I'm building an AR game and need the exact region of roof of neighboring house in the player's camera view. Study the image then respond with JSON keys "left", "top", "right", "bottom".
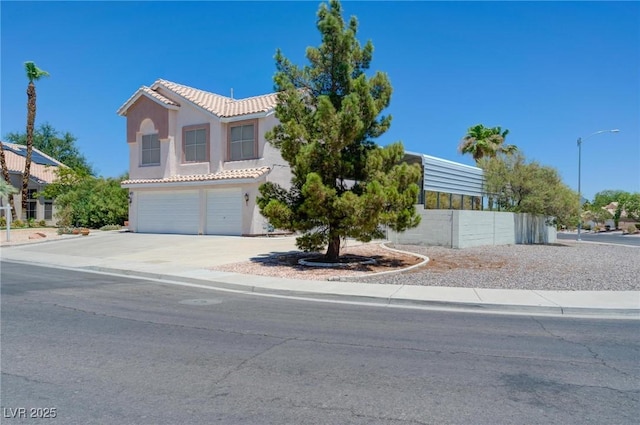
{"left": 1, "top": 141, "right": 64, "bottom": 184}
{"left": 121, "top": 166, "right": 271, "bottom": 186}
{"left": 117, "top": 79, "right": 279, "bottom": 119}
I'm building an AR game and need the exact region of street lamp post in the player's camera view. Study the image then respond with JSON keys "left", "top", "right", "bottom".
{"left": 577, "top": 129, "right": 620, "bottom": 241}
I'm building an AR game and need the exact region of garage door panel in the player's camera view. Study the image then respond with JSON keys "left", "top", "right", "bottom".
{"left": 137, "top": 191, "right": 199, "bottom": 234}
{"left": 206, "top": 188, "right": 242, "bottom": 235}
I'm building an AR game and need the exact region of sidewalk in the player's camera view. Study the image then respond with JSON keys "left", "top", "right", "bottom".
{"left": 1, "top": 231, "right": 638, "bottom": 319}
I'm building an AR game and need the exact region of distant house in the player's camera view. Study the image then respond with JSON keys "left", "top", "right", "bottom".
{"left": 117, "top": 79, "right": 291, "bottom": 236}
{"left": 0, "top": 141, "right": 64, "bottom": 224}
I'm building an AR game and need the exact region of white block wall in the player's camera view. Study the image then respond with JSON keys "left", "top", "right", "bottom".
{"left": 388, "top": 208, "right": 556, "bottom": 248}
{"left": 453, "top": 210, "right": 515, "bottom": 248}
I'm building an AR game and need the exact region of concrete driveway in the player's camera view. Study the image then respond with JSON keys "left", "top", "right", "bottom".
{"left": 4, "top": 231, "right": 301, "bottom": 269}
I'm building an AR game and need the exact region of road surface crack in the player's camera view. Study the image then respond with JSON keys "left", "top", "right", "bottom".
{"left": 211, "top": 337, "right": 293, "bottom": 385}
{"left": 531, "top": 317, "right": 633, "bottom": 378}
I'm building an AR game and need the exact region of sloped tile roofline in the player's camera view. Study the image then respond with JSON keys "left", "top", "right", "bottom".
{"left": 121, "top": 166, "right": 271, "bottom": 186}
{"left": 153, "top": 79, "right": 279, "bottom": 118}
{"left": 117, "top": 78, "right": 279, "bottom": 119}
{"left": 117, "top": 85, "right": 180, "bottom": 116}
{"left": 1, "top": 141, "right": 65, "bottom": 184}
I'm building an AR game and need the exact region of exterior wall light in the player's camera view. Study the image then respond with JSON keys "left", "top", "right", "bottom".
{"left": 244, "top": 193, "right": 249, "bottom": 205}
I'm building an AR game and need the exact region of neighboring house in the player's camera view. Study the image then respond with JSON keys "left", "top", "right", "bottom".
{"left": 0, "top": 141, "right": 62, "bottom": 224}
{"left": 117, "top": 79, "right": 291, "bottom": 236}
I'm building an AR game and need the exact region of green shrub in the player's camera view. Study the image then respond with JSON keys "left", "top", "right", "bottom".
{"left": 57, "top": 226, "right": 76, "bottom": 235}
{"left": 636, "top": 223, "right": 640, "bottom": 230}
{"left": 0, "top": 216, "right": 5, "bottom": 227}
{"left": 627, "top": 224, "right": 638, "bottom": 234}
{"left": 13, "top": 219, "right": 25, "bottom": 228}
{"left": 99, "top": 224, "right": 122, "bottom": 231}
{"left": 38, "top": 220, "right": 46, "bottom": 227}
{"left": 27, "top": 218, "right": 36, "bottom": 228}
{"left": 41, "top": 170, "right": 128, "bottom": 229}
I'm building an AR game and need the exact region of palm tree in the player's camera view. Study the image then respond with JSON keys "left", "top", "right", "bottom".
{"left": 0, "top": 142, "right": 17, "bottom": 220}
{"left": 459, "top": 124, "right": 517, "bottom": 163}
{"left": 21, "top": 61, "right": 49, "bottom": 220}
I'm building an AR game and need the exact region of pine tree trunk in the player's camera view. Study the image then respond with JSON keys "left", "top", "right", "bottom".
{"left": 325, "top": 234, "right": 341, "bottom": 262}
{"left": 0, "top": 142, "right": 18, "bottom": 220}
{"left": 22, "top": 82, "right": 36, "bottom": 220}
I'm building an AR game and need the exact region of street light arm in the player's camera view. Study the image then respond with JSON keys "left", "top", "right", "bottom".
{"left": 581, "top": 129, "right": 620, "bottom": 142}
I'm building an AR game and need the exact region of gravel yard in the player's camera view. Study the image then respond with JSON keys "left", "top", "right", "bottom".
{"left": 358, "top": 243, "right": 640, "bottom": 291}
{"left": 215, "top": 241, "right": 639, "bottom": 291}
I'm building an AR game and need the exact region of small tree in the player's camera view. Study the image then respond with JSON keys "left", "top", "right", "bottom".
{"left": 591, "top": 190, "right": 640, "bottom": 228}
{"left": 6, "top": 123, "right": 94, "bottom": 175}
{"left": 258, "top": 0, "right": 421, "bottom": 261}
{"left": 480, "top": 153, "right": 579, "bottom": 227}
{"left": 40, "top": 168, "right": 128, "bottom": 228}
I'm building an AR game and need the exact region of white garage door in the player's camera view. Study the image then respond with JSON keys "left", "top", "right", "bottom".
{"left": 137, "top": 190, "right": 199, "bottom": 234}
{"left": 206, "top": 188, "right": 242, "bottom": 235}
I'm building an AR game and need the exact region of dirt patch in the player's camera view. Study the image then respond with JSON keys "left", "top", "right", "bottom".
{"left": 413, "top": 252, "right": 507, "bottom": 273}
{"left": 0, "top": 228, "right": 64, "bottom": 245}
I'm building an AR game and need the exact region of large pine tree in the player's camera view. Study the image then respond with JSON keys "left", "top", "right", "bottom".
{"left": 258, "top": 0, "right": 421, "bottom": 261}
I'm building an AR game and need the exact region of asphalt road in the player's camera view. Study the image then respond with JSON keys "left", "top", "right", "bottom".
{"left": 1, "top": 262, "right": 638, "bottom": 425}
{"left": 557, "top": 231, "right": 640, "bottom": 246}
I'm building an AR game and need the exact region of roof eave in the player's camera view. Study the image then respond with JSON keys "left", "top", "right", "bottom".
{"left": 219, "top": 109, "right": 274, "bottom": 123}
{"left": 121, "top": 176, "right": 265, "bottom": 189}
{"left": 117, "top": 89, "right": 180, "bottom": 116}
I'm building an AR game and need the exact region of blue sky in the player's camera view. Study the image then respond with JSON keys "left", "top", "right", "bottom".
{"left": 1, "top": 0, "right": 638, "bottom": 201}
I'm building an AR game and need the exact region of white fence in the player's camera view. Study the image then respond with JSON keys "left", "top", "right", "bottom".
{"left": 388, "top": 208, "right": 556, "bottom": 248}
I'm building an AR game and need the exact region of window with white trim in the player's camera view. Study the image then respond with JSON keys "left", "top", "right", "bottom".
{"left": 141, "top": 133, "right": 160, "bottom": 165}
{"left": 229, "top": 122, "right": 256, "bottom": 161}
{"left": 184, "top": 128, "right": 207, "bottom": 162}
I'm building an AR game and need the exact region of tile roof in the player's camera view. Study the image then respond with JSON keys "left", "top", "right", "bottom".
{"left": 121, "top": 166, "right": 271, "bottom": 186}
{"left": 141, "top": 86, "right": 180, "bottom": 106}
{"left": 153, "top": 79, "right": 279, "bottom": 118}
{"left": 117, "top": 79, "right": 279, "bottom": 118}
{"left": 1, "top": 142, "right": 63, "bottom": 184}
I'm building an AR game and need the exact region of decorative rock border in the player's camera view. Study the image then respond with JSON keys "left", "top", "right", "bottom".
{"left": 298, "top": 256, "right": 377, "bottom": 268}
{"left": 327, "top": 243, "right": 430, "bottom": 280}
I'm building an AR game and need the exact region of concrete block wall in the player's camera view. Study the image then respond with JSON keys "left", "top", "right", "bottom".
{"left": 454, "top": 211, "right": 515, "bottom": 248}
{"left": 389, "top": 207, "right": 555, "bottom": 248}
{"left": 388, "top": 210, "right": 452, "bottom": 246}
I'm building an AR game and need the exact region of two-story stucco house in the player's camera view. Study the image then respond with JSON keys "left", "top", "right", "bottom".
{"left": 118, "top": 79, "right": 291, "bottom": 236}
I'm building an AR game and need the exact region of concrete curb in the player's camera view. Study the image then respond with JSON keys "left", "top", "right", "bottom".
{"left": 4, "top": 259, "right": 631, "bottom": 319}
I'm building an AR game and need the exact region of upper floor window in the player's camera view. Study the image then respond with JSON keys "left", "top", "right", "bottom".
{"left": 183, "top": 126, "right": 208, "bottom": 163}
{"left": 141, "top": 133, "right": 160, "bottom": 165}
{"left": 229, "top": 121, "right": 257, "bottom": 161}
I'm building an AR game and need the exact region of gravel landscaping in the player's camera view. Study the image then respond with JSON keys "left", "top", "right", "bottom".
{"left": 214, "top": 240, "right": 639, "bottom": 291}
{"left": 356, "top": 242, "right": 640, "bottom": 291}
